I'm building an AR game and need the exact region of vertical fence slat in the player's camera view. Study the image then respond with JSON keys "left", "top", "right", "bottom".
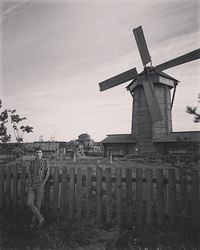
{"left": 69, "top": 167, "right": 75, "bottom": 220}
{"left": 96, "top": 166, "right": 102, "bottom": 223}
{"left": 0, "top": 165, "right": 4, "bottom": 210}
{"left": 44, "top": 168, "right": 51, "bottom": 216}
{"left": 168, "top": 169, "right": 176, "bottom": 224}
{"left": 59, "top": 167, "right": 68, "bottom": 218}
{"left": 19, "top": 164, "right": 26, "bottom": 211}
{"left": 106, "top": 168, "right": 112, "bottom": 224}
{"left": 146, "top": 169, "right": 153, "bottom": 226}
{"left": 12, "top": 164, "right": 18, "bottom": 210}
{"left": 53, "top": 166, "right": 60, "bottom": 218}
{"left": 126, "top": 168, "right": 132, "bottom": 226}
{"left": 116, "top": 168, "right": 122, "bottom": 224}
{"left": 76, "top": 166, "right": 82, "bottom": 221}
{"left": 191, "top": 169, "right": 199, "bottom": 225}
{"left": 136, "top": 168, "right": 143, "bottom": 226}
{"left": 86, "top": 167, "right": 92, "bottom": 218}
{"left": 6, "top": 165, "right": 11, "bottom": 210}
{"left": 156, "top": 169, "right": 164, "bottom": 225}
{"left": 180, "top": 168, "right": 187, "bottom": 217}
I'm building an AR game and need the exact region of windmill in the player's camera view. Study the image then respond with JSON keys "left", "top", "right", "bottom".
{"left": 98, "top": 26, "right": 200, "bottom": 153}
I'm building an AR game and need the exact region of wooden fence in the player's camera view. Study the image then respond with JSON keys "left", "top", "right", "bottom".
{"left": 0, "top": 161, "right": 199, "bottom": 226}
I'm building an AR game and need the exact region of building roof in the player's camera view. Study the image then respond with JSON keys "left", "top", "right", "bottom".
{"left": 154, "top": 69, "right": 179, "bottom": 82}
{"left": 101, "top": 134, "right": 136, "bottom": 144}
{"left": 126, "top": 68, "right": 179, "bottom": 91}
{"left": 153, "top": 131, "right": 200, "bottom": 143}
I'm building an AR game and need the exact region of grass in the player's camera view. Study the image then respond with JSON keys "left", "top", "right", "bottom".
{"left": 0, "top": 211, "right": 199, "bottom": 250}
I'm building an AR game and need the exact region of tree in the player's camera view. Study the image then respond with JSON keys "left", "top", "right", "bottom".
{"left": 0, "top": 99, "right": 33, "bottom": 143}
{"left": 186, "top": 94, "right": 200, "bottom": 123}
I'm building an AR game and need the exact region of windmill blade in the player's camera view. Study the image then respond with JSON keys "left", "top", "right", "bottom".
{"left": 133, "top": 26, "right": 151, "bottom": 66}
{"left": 156, "top": 48, "right": 200, "bottom": 71}
{"left": 99, "top": 68, "right": 137, "bottom": 91}
{"left": 142, "top": 78, "right": 163, "bottom": 123}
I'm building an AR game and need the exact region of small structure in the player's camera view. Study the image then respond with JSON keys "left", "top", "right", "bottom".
{"left": 154, "top": 131, "right": 200, "bottom": 161}
{"left": 101, "top": 134, "right": 136, "bottom": 158}
{"left": 77, "top": 133, "right": 102, "bottom": 156}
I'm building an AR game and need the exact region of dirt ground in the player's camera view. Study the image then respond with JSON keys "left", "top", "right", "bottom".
{"left": 0, "top": 212, "right": 200, "bottom": 250}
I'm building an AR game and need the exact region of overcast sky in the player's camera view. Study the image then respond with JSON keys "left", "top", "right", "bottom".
{"left": 1, "top": 0, "right": 199, "bottom": 142}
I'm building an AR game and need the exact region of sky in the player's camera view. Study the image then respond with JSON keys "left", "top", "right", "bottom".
{"left": 0, "top": 0, "right": 199, "bottom": 142}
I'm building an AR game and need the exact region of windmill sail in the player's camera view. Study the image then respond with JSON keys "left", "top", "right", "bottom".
{"left": 99, "top": 68, "right": 137, "bottom": 91}
{"left": 142, "top": 79, "right": 162, "bottom": 122}
{"left": 156, "top": 48, "right": 200, "bottom": 71}
{"left": 133, "top": 26, "right": 151, "bottom": 66}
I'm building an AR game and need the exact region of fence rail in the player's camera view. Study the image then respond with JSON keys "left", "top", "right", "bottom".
{"left": 0, "top": 161, "right": 199, "bottom": 226}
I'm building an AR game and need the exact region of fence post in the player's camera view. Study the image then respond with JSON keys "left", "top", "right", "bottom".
{"left": 168, "top": 169, "right": 176, "bottom": 224}
{"left": 146, "top": 168, "right": 153, "bottom": 226}
{"left": 86, "top": 167, "right": 92, "bottom": 218}
{"left": 69, "top": 167, "right": 75, "bottom": 220}
{"left": 59, "top": 167, "right": 68, "bottom": 219}
{"left": 136, "top": 168, "right": 143, "bottom": 226}
{"left": 44, "top": 167, "right": 51, "bottom": 217}
{"left": 191, "top": 169, "right": 199, "bottom": 226}
{"left": 76, "top": 166, "right": 82, "bottom": 221}
{"left": 12, "top": 164, "right": 18, "bottom": 211}
{"left": 19, "top": 164, "right": 26, "bottom": 211}
{"left": 0, "top": 165, "right": 4, "bottom": 210}
{"left": 106, "top": 167, "right": 112, "bottom": 224}
{"left": 126, "top": 167, "right": 132, "bottom": 226}
{"left": 5, "top": 165, "right": 11, "bottom": 211}
{"left": 156, "top": 169, "right": 164, "bottom": 226}
{"left": 53, "top": 166, "right": 60, "bottom": 219}
{"left": 96, "top": 166, "right": 102, "bottom": 223}
{"left": 116, "top": 168, "right": 122, "bottom": 225}
{"left": 180, "top": 168, "right": 187, "bottom": 218}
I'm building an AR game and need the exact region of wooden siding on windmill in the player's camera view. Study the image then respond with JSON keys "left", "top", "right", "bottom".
{"left": 131, "top": 80, "right": 174, "bottom": 143}
{"left": 153, "top": 84, "right": 172, "bottom": 139}
{"left": 131, "top": 85, "right": 153, "bottom": 142}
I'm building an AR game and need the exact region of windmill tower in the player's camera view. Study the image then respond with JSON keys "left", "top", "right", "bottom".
{"left": 99, "top": 26, "right": 200, "bottom": 155}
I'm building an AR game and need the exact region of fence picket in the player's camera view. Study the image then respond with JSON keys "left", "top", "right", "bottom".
{"left": 168, "top": 169, "right": 176, "bottom": 224}
{"left": 59, "top": 167, "right": 68, "bottom": 218}
{"left": 44, "top": 170, "right": 51, "bottom": 216}
{"left": 19, "top": 165, "right": 26, "bottom": 210}
{"left": 96, "top": 167, "right": 102, "bottom": 223}
{"left": 5, "top": 165, "right": 11, "bottom": 210}
{"left": 86, "top": 167, "right": 92, "bottom": 218}
{"left": 191, "top": 169, "right": 199, "bottom": 225}
{"left": 156, "top": 169, "right": 164, "bottom": 225}
{"left": 126, "top": 168, "right": 132, "bottom": 226}
{"left": 12, "top": 164, "right": 18, "bottom": 210}
{"left": 106, "top": 167, "right": 112, "bottom": 223}
{"left": 146, "top": 169, "right": 153, "bottom": 225}
{"left": 76, "top": 166, "right": 82, "bottom": 221}
{"left": 116, "top": 168, "right": 122, "bottom": 224}
{"left": 0, "top": 165, "right": 4, "bottom": 210}
{"left": 69, "top": 167, "right": 75, "bottom": 220}
{"left": 53, "top": 166, "right": 60, "bottom": 218}
{"left": 180, "top": 168, "right": 187, "bottom": 217}
{"left": 136, "top": 168, "right": 143, "bottom": 226}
